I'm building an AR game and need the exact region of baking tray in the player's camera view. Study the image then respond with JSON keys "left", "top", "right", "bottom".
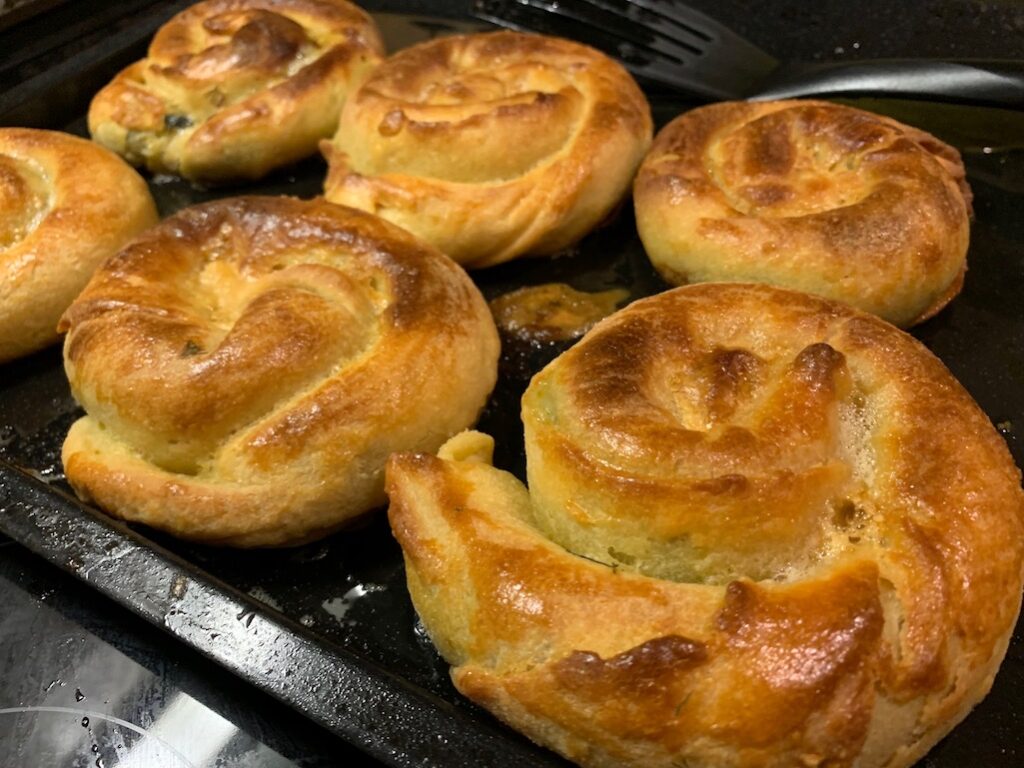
{"left": 1, "top": 6, "right": 1023, "bottom": 767}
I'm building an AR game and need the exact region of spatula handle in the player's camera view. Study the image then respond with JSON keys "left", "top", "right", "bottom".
{"left": 754, "top": 60, "right": 1024, "bottom": 108}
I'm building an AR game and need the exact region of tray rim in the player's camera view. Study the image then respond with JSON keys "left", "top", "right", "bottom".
{"left": 0, "top": 452, "right": 556, "bottom": 767}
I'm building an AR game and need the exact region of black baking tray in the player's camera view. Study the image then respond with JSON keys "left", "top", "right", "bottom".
{"left": 1, "top": 5, "right": 1023, "bottom": 767}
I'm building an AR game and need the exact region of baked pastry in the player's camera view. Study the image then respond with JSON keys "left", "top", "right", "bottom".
{"left": 321, "top": 30, "right": 653, "bottom": 268}
{"left": 387, "top": 283, "right": 1024, "bottom": 768}
{"left": 0, "top": 128, "right": 157, "bottom": 364}
{"left": 634, "top": 100, "right": 972, "bottom": 327}
{"left": 88, "top": 0, "right": 383, "bottom": 182}
{"left": 60, "top": 196, "right": 499, "bottom": 547}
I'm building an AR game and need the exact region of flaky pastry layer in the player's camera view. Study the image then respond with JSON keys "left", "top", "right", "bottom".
{"left": 634, "top": 101, "right": 972, "bottom": 327}
{"left": 61, "top": 196, "right": 499, "bottom": 546}
{"left": 387, "top": 283, "right": 1024, "bottom": 768}
{"left": 0, "top": 128, "right": 157, "bottom": 363}
{"left": 322, "top": 30, "right": 652, "bottom": 267}
{"left": 88, "top": 0, "right": 383, "bottom": 181}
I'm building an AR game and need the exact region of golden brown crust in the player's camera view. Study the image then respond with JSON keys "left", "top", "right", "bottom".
{"left": 88, "top": 0, "right": 383, "bottom": 181}
{"left": 322, "top": 30, "right": 653, "bottom": 267}
{"left": 385, "top": 284, "right": 1024, "bottom": 768}
{"left": 60, "top": 196, "right": 499, "bottom": 546}
{"left": 634, "top": 101, "right": 972, "bottom": 327}
{"left": 0, "top": 128, "right": 158, "bottom": 363}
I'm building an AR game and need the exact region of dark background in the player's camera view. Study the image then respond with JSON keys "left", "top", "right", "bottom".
{"left": 5, "top": 0, "right": 1024, "bottom": 91}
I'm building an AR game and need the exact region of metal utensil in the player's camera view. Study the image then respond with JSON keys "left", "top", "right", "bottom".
{"left": 472, "top": 0, "right": 1024, "bottom": 107}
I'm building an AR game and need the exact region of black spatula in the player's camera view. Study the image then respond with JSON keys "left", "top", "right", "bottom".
{"left": 472, "top": 0, "right": 1024, "bottom": 107}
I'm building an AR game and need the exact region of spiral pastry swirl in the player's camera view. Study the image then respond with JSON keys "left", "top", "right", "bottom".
{"left": 387, "top": 284, "right": 1024, "bottom": 768}
{"left": 634, "top": 101, "right": 972, "bottom": 327}
{"left": 0, "top": 128, "right": 157, "bottom": 363}
{"left": 321, "top": 31, "right": 653, "bottom": 267}
{"left": 88, "top": 0, "right": 383, "bottom": 182}
{"left": 60, "top": 196, "right": 499, "bottom": 547}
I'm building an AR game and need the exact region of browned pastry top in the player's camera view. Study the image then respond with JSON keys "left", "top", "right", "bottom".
{"left": 387, "top": 283, "right": 1024, "bottom": 768}
{"left": 0, "top": 128, "right": 157, "bottom": 363}
{"left": 88, "top": 0, "right": 383, "bottom": 181}
{"left": 634, "top": 101, "right": 972, "bottom": 327}
{"left": 323, "top": 30, "right": 652, "bottom": 267}
{"left": 61, "top": 196, "right": 499, "bottom": 547}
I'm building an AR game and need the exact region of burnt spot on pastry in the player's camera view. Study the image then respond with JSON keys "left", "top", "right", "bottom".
{"left": 164, "top": 113, "right": 194, "bottom": 130}
{"left": 702, "top": 347, "right": 763, "bottom": 423}
{"left": 555, "top": 635, "right": 708, "bottom": 697}
{"left": 180, "top": 339, "right": 203, "bottom": 357}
